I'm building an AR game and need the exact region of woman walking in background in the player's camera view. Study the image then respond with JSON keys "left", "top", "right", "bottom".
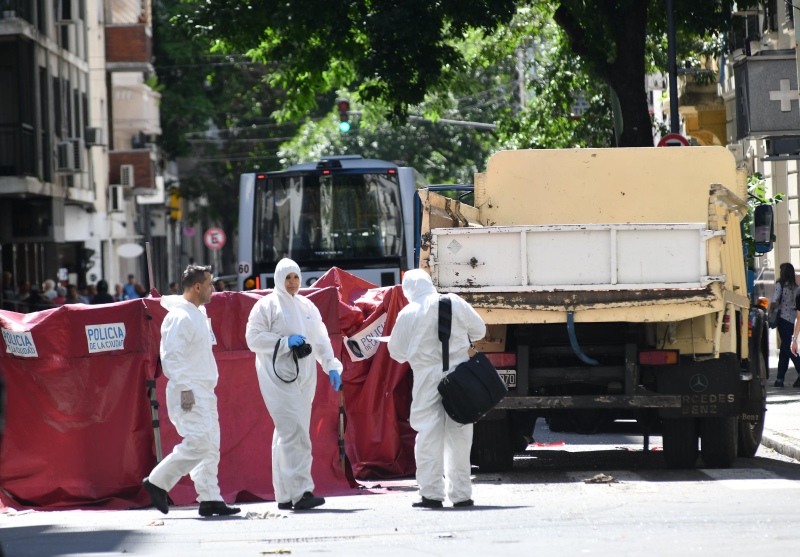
{"left": 772, "top": 263, "right": 800, "bottom": 387}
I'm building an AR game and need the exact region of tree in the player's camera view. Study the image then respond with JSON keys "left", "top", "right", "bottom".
{"left": 155, "top": 0, "right": 314, "bottom": 272}
{"left": 183, "top": 0, "right": 748, "bottom": 147}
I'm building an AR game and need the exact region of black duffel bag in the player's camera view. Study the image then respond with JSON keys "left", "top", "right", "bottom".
{"left": 437, "top": 296, "right": 507, "bottom": 424}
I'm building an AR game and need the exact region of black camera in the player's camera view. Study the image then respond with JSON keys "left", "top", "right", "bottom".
{"left": 291, "top": 342, "right": 313, "bottom": 359}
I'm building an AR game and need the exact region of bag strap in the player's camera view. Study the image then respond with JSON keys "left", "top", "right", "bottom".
{"left": 272, "top": 339, "right": 300, "bottom": 383}
{"left": 438, "top": 296, "right": 452, "bottom": 372}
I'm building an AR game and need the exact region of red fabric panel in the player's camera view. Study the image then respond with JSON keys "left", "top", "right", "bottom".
{"left": 0, "top": 301, "right": 159, "bottom": 509}
{"left": 0, "top": 272, "right": 418, "bottom": 509}
{"left": 339, "top": 285, "right": 417, "bottom": 479}
{"left": 153, "top": 288, "right": 353, "bottom": 505}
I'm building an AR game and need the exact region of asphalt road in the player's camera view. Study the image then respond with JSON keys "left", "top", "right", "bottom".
{"left": 2, "top": 419, "right": 798, "bottom": 557}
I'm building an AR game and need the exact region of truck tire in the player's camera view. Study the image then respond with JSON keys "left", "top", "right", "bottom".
{"left": 662, "top": 417, "right": 698, "bottom": 469}
{"left": 738, "top": 353, "right": 766, "bottom": 457}
{"left": 546, "top": 412, "right": 572, "bottom": 433}
{"left": 471, "top": 417, "right": 514, "bottom": 472}
{"left": 700, "top": 416, "right": 738, "bottom": 468}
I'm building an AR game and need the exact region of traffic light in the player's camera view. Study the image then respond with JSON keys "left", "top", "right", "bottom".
{"left": 337, "top": 99, "right": 350, "bottom": 133}
{"left": 168, "top": 188, "right": 182, "bottom": 221}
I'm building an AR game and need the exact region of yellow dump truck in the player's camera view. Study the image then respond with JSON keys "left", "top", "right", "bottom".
{"left": 417, "top": 147, "right": 770, "bottom": 470}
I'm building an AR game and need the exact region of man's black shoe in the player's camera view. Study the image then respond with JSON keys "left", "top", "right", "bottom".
{"left": 412, "top": 496, "right": 443, "bottom": 509}
{"left": 453, "top": 499, "right": 474, "bottom": 508}
{"left": 277, "top": 501, "right": 293, "bottom": 510}
{"left": 143, "top": 478, "right": 169, "bottom": 514}
{"left": 198, "top": 501, "right": 241, "bottom": 517}
{"left": 293, "top": 492, "right": 325, "bottom": 510}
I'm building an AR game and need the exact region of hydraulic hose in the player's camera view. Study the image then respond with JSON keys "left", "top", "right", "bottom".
{"left": 567, "top": 311, "right": 599, "bottom": 366}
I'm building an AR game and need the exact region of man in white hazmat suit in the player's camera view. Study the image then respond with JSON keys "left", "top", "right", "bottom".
{"left": 143, "top": 265, "right": 240, "bottom": 517}
{"left": 245, "top": 258, "right": 343, "bottom": 511}
{"left": 388, "top": 269, "right": 486, "bottom": 508}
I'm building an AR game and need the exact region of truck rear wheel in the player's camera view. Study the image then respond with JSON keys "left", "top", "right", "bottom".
{"left": 700, "top": 416, "right": 738, "bottom": 468}
{"left": 471, "top": 417, "right": 514, "bottom": 472}
{"left": 738, "top": 354, "right": 767, "bottom": 457}
{"left": 662, "top": 417, "right": 699, "bottom": 469}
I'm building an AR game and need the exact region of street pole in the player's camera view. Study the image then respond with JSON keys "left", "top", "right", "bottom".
{"left": 667, "top": 0, "right": 680, "bottom": 134}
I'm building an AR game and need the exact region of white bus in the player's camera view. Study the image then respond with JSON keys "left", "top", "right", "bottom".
{"left": 238, "top": 156, "right": 425, "bottom": 290}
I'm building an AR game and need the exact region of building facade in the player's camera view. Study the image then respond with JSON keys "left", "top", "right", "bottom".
{"left": 0, "top": 0, "right": 166, "bottom": 310}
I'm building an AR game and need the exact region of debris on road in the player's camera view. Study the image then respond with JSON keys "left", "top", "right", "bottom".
{"left": 246, "top": 510, "right": 288, "bottom": 520}
{"left": 582, "top": 473, "right": 618, "bottom": 484}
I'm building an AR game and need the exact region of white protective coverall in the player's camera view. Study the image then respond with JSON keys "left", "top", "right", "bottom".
{"left": 149, "top": 295, "right": 221, "bottom": 502}
{"left": 388, "top": 269, "right": 486, "bottom": 504}
{"left": 245, "top": 259, "right": 343, "bottom": 505}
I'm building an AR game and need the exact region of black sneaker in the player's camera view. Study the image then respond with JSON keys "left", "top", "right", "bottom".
{"left": 774, "top": 380, "right": 785, "bottom": 388}
{"left": 198, "top": 501, "right": 241, "bottom": 517}
{"left": 412, "top": 496, "right": 443, "bottom": 509}
{"left": 143, "top": 478, "right": 169, "bottom": 514}
{"left": 277, "top": 501, "right": 293, "bottom": 510}
{"left": 293, "top": 492, "right": 325, "bottom": 510}
{"left": 452, "top": 499, "right": 474, "bottom": 508}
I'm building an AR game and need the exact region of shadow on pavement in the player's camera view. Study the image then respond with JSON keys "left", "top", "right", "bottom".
{"left": 1, "top": 525, "right": 145, "bottom": 557}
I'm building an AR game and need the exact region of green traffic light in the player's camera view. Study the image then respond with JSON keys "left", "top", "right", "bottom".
{"left": 339, "top": 121, "right": 351, "bottom": 133}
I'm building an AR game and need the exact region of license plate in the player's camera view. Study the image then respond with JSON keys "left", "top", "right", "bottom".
{"left": 497, "top": 369, "right": 516, "bottom": 388}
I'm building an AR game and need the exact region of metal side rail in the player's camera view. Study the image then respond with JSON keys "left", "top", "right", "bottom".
{"left": 495, "top": 388, "right": 681, "bottom": 410}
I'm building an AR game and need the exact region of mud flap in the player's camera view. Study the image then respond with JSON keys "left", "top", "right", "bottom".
{"left": 656, "top": 353, "right": 740, "bottom": 419}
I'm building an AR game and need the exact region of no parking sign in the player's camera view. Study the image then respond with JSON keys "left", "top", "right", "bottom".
{"left": 203, "top": 228, "right": 226, "bottom": 250}
{"left": 657, "top": 133, "right": 690, "bottom": 147}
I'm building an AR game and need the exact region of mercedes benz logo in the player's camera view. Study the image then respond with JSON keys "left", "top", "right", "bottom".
{"left": 689, "top": 374, "right": 709, "bottom": 393}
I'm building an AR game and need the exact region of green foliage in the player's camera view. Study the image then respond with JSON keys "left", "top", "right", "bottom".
{"left": 181, "top": 0, "right": 518, "bottom": 121}
{"left": 154, "top": 0, "right": 312, "bottom": 273}
{"left": 495, "top": 26, "right": 614, "bottom": 149}
{"left": 279, "top": 108, "right": 496, "bottom": 185}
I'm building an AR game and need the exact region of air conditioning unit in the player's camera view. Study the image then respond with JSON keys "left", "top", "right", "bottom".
{"left": 56, "top": 140, "right": 75, "bottom": 172}
{"left": 109, "top": 185, "right": 126, "bottom": 213}
{"left": 120, "top": 164, "right": 135, "bottom": 189}
{"left": 85, "top": 127, "right": 104, "bottom": 146}
{"left": 56, "top": 0, "right": 79, "bottom": 25}
{"left": 68, "top": 138, "right": 83, "bottom": 171}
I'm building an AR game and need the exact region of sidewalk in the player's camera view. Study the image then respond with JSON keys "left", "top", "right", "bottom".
{"left": 761, "top": 350, "right": 800, "bottom": 461}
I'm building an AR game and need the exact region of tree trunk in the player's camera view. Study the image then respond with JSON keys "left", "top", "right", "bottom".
{"left": 555, "top": 0, "right": 654, "bottom": 147}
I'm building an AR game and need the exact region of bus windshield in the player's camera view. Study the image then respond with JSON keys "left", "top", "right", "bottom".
{"left": 252, "top": 172, "right": 404, "bottom": 265}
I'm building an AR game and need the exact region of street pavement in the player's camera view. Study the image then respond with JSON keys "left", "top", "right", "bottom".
{"left": 762, "top": 348, "right": 800, "bottom": 461}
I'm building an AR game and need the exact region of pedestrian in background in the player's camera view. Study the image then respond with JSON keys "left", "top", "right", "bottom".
{"left": 245, "top": 258, "right": 342, "bottom": 511}
{"left": 388, "top": 269, "right": 486, "bottom": 508}
{"left": 64, "top": 284, "right": 82, "bottom": 304}
{"left": 90, "top": 280, "right": 115, "bottom": 305}
{"left": 143, "top": 265, "right": 240, "bottom": 517}
{"left": 169, "top": 281, "right": 179, "bottom": 295}
{"left": 52, "top": 285, "right": 67, "bottom": 305}
{"left": 2, "top": 272, "right": 17, "bottom": 311}
{"left": 134, "top": 283, "right": 147, "bottom": 298}
{"left": 214, "top": 278, "right": 226, "bottom": 292}
{"left": 42, "top": 279, "right": 57, "bottom": 301}
{"left": 79, "top": 286, "right": 92, "bottom": 304}
{"left": 114, "top": 283, "right": 124, "bottom": 301}
{"left": 773, "top": 263, "right": 800, "bottom": 388}
{"left": 122, "top": 274, "right": 137, "bottom": 300}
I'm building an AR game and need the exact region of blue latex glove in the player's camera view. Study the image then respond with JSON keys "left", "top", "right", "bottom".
{"left": 329, "top": 370, "right": 342, "bottom": 391}
{"left": 287, "top": 334, "right": 306, "bottom": 347}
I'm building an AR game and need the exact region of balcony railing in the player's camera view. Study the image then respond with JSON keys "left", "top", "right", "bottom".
{"left": 1, "top": 0, "right": 33, "bottom": 25}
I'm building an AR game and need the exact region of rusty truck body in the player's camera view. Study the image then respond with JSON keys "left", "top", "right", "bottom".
{"left": 417, "top": 147, "right": 768, "bottom": 470}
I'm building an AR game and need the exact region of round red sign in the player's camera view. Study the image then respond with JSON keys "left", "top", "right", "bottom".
{"left": 203, "top": 228, "right": 226, "bottom": 250}
{"left": 657, "top": 133, "right": 690, "bottom": 147}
